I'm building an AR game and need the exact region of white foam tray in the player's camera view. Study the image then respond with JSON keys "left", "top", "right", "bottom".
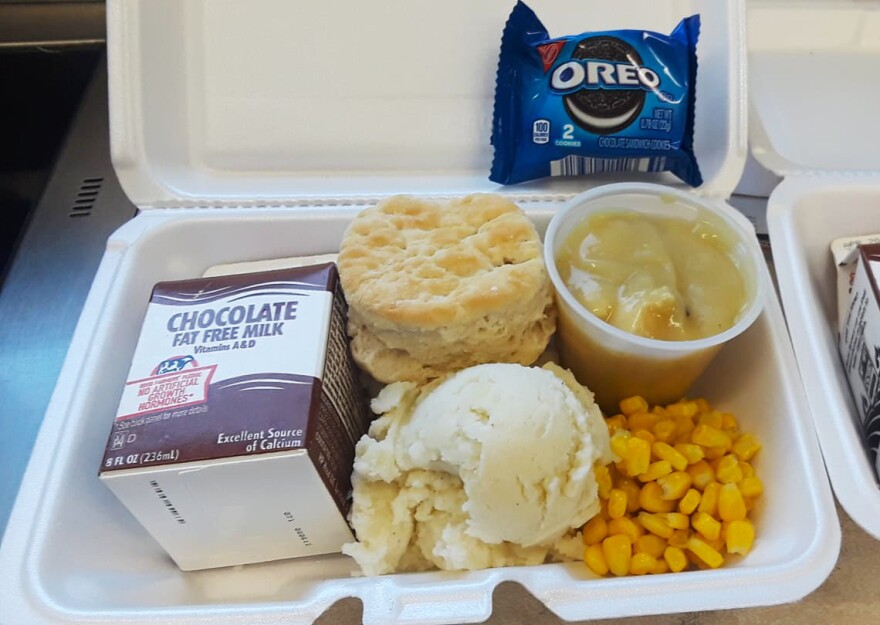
{"left": 0, "top": 0, "right": 845, "bottom": 622}
{"left": 750, "top": 1, "right": 880, "bottom": 541}
{"left": 0, "top": 206, "right": 839, "bottom": 624}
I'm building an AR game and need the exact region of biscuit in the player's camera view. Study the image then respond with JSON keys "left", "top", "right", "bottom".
{"left": 338, "top": 194, "right": 556, "bottom": 383}
{"left": 564, "top": 36, "right": 646, "bottom": 135}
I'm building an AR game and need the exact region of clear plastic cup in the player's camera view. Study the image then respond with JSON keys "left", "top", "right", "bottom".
{"left": 544, "top": 183, "right": 768, "bottom": 414}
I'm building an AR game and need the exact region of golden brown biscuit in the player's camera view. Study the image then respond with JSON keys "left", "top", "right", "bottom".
{"left": 338, "top": 194, "right": 555, "bottom": 383}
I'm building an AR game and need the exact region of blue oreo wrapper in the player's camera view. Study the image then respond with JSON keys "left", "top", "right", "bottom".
{"left": 490, "top": 2, "right": 702, "bottom": 187}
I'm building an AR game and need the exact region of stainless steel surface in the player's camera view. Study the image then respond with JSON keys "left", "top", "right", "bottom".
{"left": 0, "top": 57, "right": 136, "bottom": 539}
{"left": 0, "top": 2, "right": 105, "bottom": 49}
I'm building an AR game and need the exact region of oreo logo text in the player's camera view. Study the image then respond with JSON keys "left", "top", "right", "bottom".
{"left": 550, "top": 60, "right": 660, "bottom": 92}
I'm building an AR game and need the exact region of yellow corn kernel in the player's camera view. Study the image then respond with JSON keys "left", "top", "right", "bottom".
{"left": 691, "top": 424, "right": 732, "bottom": 449}
{"left": 610, "top": 433, "right": 630, "bottom": 460}
{"left": 725, "top": 519, "right": 756, "bottom": 555}
{"left": 637, "top": 512, "right": 674, "bottom": 539}
{"left": 732, "top": 433, "right": 762, "bottom": 461}
{"left": 744, "top": 496, "right": 756, "bottom": 512}
{"left": 721, "top": 412, "right": 739, "bottom": 432}
{"left": 739, "top": 460, "right": 756, "bottom": 478}
{"left": 669, "top": 529, "right": 690, "bottom": 547}
{"left": 595, "top": 464, "right": 613, "bottom": 499}
{"left": 662, "top": 512, "right": 690, "bottom": 530}
{"left": 635, "top": 534, "right": 668, "bottom": 559}
{"left": 698, "top": 482, "right": 720, "bottom": 516}
{"left": 718, "top": 483, "right": 747, "bottom": 522}
{"left": 652, "top": 558, "right": 670, "bottom": 575}
{"left": 664, "top": 545, "right": 688, "bottom": 573}
{"left": 598, "top": 497, "right": 610, "bottom": 520}
{"left": 582, "top": 515, "right": 608, "bottom": 545}
{"left": 667, "top": 400, "right": 699, "bottom": 419}
{"left": 638, "top": 460, "right": 673, "bottom": 483}
{"left": 625, "top": 437, "right": 652, "bottom": 477}
{"left": 634, "top": 429, "right": 656, "bottom": 445}
{"left": 616, "top": 476, "right": 643, "bottom": 513}
{"left": 620, "top": 396, "right": 649, "bottom": 416}
{"left": 715, "top": 454, "right": 744, "bottom": 484}
{"left": 674, "top": 443, "right": 705, "bottom": 465}
{"left": 608, "top": 517, "right": 643, "bottom": 544}
{"left": 740, "top": 476, "right": 764, "bottom": 498}
{"left": 585, "top": 543, "right": 609, "bottom": 576}
{"left": 679, "top": 489, "right": 701, "bottom": 515}
{"left": 602, "top": 534, "right": 632, "bottom": 577}
{"left": 692, "top": 512, "right": 722, "bottom": 541}
{"left": 657, "top": 471, "right": 692, "bottom": 500}
{"left": 608, "top": 489, "right": 627, "bottom": 519}
{"left": 697, "top": 410, "right": 724, "bottom": 430}
{"left": 605, "top": 414, "right": 628, "bottom": 434}
{"left": 686, "top": 537, "right": 724, "bottom": 569}
{"left": 628, "top": 411, "right": 660, "bottom": 432}
{"left": 652, "top": 442, "right": 688, "bottom": 471}
{"left": 630, "top": 552, "right": 657, "bottom": 575}
{"left": 694, "top": 398, "right": 710, "bottom": 412}
{"left": 704, "top": 445, "right": 729, "bottom": 460}
{"left": 687, "top": 460, "right": 715, "bottom": 491}
{"left": 639, "top": 482, "right": 675, "bottom": 513}
{"left": 673, "top": 417, "right": 696, "bottom": 443}
{"left": 653, "top": 419, "right": 677, "bottom": 443}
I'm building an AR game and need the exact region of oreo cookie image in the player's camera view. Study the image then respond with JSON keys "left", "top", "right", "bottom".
{"left": 563, "top": 36, "right": 645, "bottom": 135}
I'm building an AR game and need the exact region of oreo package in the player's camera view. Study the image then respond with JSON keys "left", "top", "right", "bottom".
{"left": 490, "top": 2, "right": 702, "bottom": 187}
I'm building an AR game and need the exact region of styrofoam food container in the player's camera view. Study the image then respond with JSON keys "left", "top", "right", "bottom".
{"left": 750, "top": 1, "right": 880, "bottom": 541}
{"left": 544, "top": 182, "right": 767, "bottom": 411}
{"left": 0, "top": 0, "right": 841, "bottom": 623}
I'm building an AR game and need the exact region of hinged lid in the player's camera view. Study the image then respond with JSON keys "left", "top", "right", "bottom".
{"left": 749, "top": 1, "right": 880, "bottom": 178}
{"left": 107, "top": 0, "right": 746, "bottom": 209}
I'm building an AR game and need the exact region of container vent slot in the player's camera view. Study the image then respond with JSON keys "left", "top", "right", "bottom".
{"left": 69, "top": 178, "right": 103, "bottom": 217}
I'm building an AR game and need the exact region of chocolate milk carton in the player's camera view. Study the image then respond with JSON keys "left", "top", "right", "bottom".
{"left": 99, "top": 263, "right": 369, "bottom": 570}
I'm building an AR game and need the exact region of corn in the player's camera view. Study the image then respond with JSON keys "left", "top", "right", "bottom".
{"left": 608, "top": 517, "right": 643, "bottom": 544}
{"left": 692, "top": 512, "right": 721, "bottom": 541}
{"left": 582, "top": 515, "right": 608, "bottom": 545}
{"left": 610, "top": 433, "right": 630, "bottom": 460}
{"left": 585, "top": 543, "right": 609, "bottom": 576}
{"left": 704, "top": 445, "right": 729, "bottom": 460}
{"left": 663, "top": 512, "right": 690, "bottom": 530}
{"left": 637, "top": 512, "right": 674, "bottom": 539}
{"left": 718, "top": 483, "right": 747, "bottom": 522}
{"left": 635, "top": 534, "right": 667, "bottom": 559}
{"left": 692, "top": 424, "right": 732, "bottom": 449}
{"left": 634, "top": 429, "right": 656, "bottom": 445}
{"left": 595, "top": 464, "right": 612, "bottom": 499}
{"left": 739, "top": 460, "right": 756, "bottom": 478}
{"left": 638, "top": 460, "right": 673, "bottom": 483}
{"left": 698, "top": 482, "right": 720, "bottom": 516}
{"left": 657, "top": 471, "right": 692, "bottom": 500}
{"left": 652, "top": 558, "right": 670, "bottom": 575}
{"left": 732, "top": 433, "right": 762, "bottom": 461}
{"left": 630, "top": 552, "right": 657, "bottom": 575}
{"left": 679, "top": 489, "right": 701, "bottom": 515}
{"left": 605, "top": 414, "right": 628, "bottom": 434}
{"left": 602, "top": 534, "right": 632, "bottom": 577}
{"left": 715, "top": 454, "right": 744, "bottom": 484}
{"left": 667, "top": 400, "right": 699, "bottom": 419}
{"left": 674, "top": 443, "right": 705, "bottom": 465}
{"left": 616, "top": 476, "right": 643, "bottom": 513}
{"left": 674, "top": 417, "right": 696, "bottom": 443}
{"left": 652, "top": 442, "right": 688, "bottom": 471}
{"left": 608, "top": 488, "right": 627, "bottom": 519}
{"left": 625, "top": 437, "right": 652, "bottom": 477}
{"left": 629, "top": 412, "right": 660, "bottom": 432}
{"left": 687, "top": 537, "right": 724, "bottom": 569}
{"left": 687, "top": 460, "right": 715, "bottom": 491}
{"left": 740, "top": 476, "right": 764, "bottom": 498}
{"left": 697, "top": 410, "right": 724, "bottom": 430}
{"left": 694, "top": 398, "right": 710, "bottom": 412}
{"left": 721, "top": 412, "right": 739, "bottom": 433}
{"left": 620, "top": 396, "right": 649, "bottom": 416}
{"left": 669, "top": 529, "right": 690, "bottom": 547}
{"left": 725, "top": 519, "right": 756, "bottom": 555}
{"left": 664, "top": 545, "right": 688, "bottom": 573}
{"left": 653, "top": 419, "right": 677, "bottom": 443}
{"left": 653, "top": 405, "right": 670, "bottom": 418}
{"left": 639, "top": 482, "right": 675, "bottom": 513}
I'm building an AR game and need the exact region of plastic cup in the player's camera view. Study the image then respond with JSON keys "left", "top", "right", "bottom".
{"left": 543, "top": 182, "right": 768, "bottom": 414}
